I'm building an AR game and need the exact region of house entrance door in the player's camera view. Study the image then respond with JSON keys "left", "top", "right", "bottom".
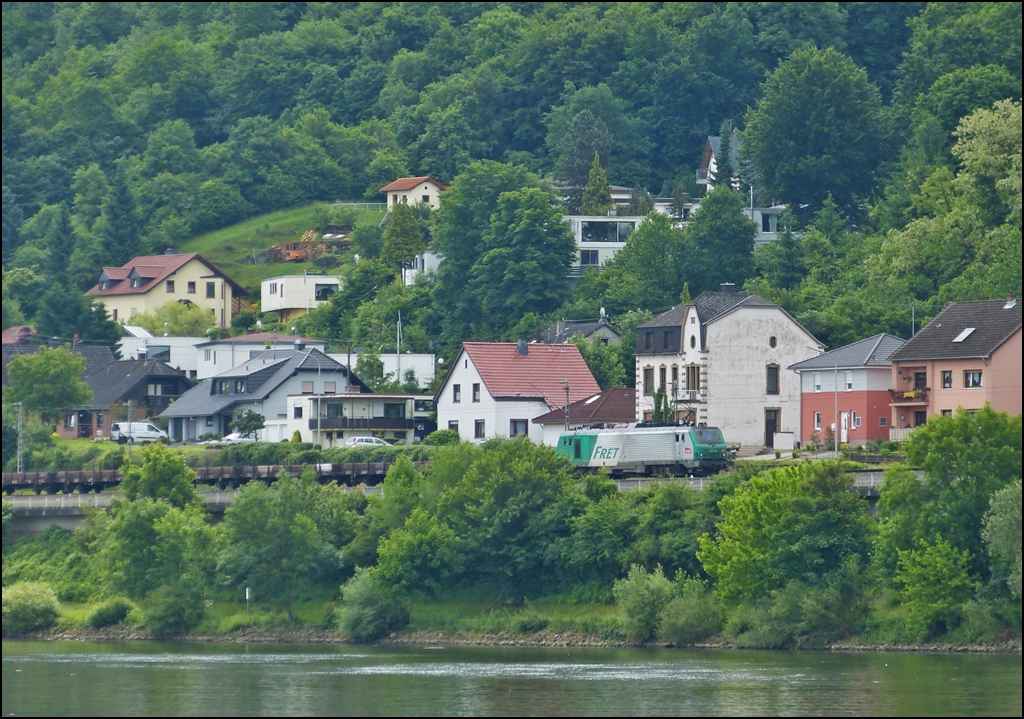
{"left": 840, "top": 412, "right": 849, "bottom": 444}
{"left": 914, "top": 410, "right": 927, "bottom": 427}
{"left": 765, "top": 409, "right": 778, "bottom": 447}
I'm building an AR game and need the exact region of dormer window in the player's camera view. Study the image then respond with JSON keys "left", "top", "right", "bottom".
{"left": 99, "top": 280, "right": 109, "bottom": 291}
{"left": 131, "top": 278, "right": 141, "bottom": 289}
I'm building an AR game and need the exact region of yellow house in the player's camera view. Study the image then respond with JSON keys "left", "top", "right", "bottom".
{"left": 85, "top": 252, "right": 248, "bottom": 329}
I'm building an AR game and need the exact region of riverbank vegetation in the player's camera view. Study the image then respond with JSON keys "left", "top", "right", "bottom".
{"left": 3, "top": 407, "right": 1020, "bottom": 648}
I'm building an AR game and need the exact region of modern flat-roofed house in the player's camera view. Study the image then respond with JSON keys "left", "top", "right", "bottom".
{"left": 159, "top": 344, "right": 371, "bottom": 442}
{"left": 562, "top": 214, "right": 645, "bottom": 276}
{"left": 380, "top": 176, "right": 448, "bottom": 210}
{"left": 85, "top": 252, "right": 248, "bottom": 329}
{"left": 284, "top": 392, "right": 437, "bottom": 446}
{"left": 532, "top": 388, "right": 636, "bottom": 445}
{"left": 789, "top": 333, "right": 906, "bottom": 447}
{"left": 435, "top": 341, "right": 600, "bottom": 443}
{"left": 260, "top": 274, "right": 341, "bottom": 323}
{"left": 886, "top": 298, "right": 1022, "bottom": 438}
{"left": 194, "top": 332, "right": 326, "bottom": 379}
{"left": 636, "top": 285, "right": 822, "bottom": 448}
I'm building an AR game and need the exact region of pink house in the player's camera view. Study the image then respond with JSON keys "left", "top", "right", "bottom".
{"left": 887, "top": 298, "right": 1022, "bottom": 437}
{"left": 789, "top": 333, "right": 906, "bottom": 446}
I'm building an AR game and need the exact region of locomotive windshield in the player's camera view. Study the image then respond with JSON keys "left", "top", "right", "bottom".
{"left": 696, "top": 428, "right": 724, "bottom": 444}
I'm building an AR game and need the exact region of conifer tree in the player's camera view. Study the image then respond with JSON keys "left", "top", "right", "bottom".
{"left": 715, "top": 120, "right": 734, "bottom": 190}
{"left": 380, "top": 202, "right": 424, "bottom": 271}
{"left": 43, "top": 203, "right": 76, "bottom": 283}
{"left": 100, "top": 163, "right": 141, "bottom": 267}
{"left": 581, "top": 152, "right": 613, "bottom": 216}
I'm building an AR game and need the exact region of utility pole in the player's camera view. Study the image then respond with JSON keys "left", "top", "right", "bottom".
{"left": 562, "top": 380, "right": 570, "bottom": 431}
{"left": 16, "top": 401, "right": 24, "bottom": 474}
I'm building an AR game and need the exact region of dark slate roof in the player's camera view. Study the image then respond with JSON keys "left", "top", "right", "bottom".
{"left": 889, "top": 300, "right": 1022, "bottom": 361}
{"left": 2, "top": 343, "right": 116, "bottom": 386}
{"left": 789, "top": 333, "right": 906, "bottom": 371}
{"left": 639, "top": 291, "right": 776, "bottom": 330}
{"left": 159, "top": 348, "right": 370, "bottom": 418}
{"left": 540, "top": 319, "right": 621, "bottom": 344}
{"left": 707, "top": 129, "right": 741, "bottom": 168}
{"left": 533, "top": 388, "right": 636, "bottom": 424}
{"left": 81, "top": 360, "right": 190, "bottom": 410}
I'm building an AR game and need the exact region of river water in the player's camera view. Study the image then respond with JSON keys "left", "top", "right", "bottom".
{"left": 2, "top": 641, "right": 1020, "bottom": 716}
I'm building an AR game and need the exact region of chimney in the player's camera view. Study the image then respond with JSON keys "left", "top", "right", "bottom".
{"left": 720, "top": 282, "right": 736, "bottom": 293}
{"left": 294, "top": 339, "right": 305, "bottom": 351}
{"left": 517, "top": 339, "right": 529, "bottom": 356}
{"left": 1005, "top": 296, "right": 1017, "bottom": 309}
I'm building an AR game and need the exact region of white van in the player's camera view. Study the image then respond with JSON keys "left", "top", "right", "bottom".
{"left": 109, "top": 421, "right": 168, "bottom": 445}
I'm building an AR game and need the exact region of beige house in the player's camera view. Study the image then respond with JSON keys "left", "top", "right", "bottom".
{"left": 379, "top": 176, "right": 448, "bottom": 210}
{"left": 887, "top": 298, "right": 1022, "bottom": 438}
{"left": 86, "top": 253, "right": 248, "bottom": 329}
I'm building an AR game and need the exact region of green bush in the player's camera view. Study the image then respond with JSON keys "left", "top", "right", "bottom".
{"left": 511, "top": 610, "right": 549, "bottom": 633}
{"left": 144, "top": 583, "right": 205, "bottom": 638}
{"left": 2, "top": 582, "right": 60, "bottom": 636}
{"left": 613, "top": 565, "right": 674, "bottom": 643}
{"left": 896, "top": 536, "right": 974, "bottom": 640}
{"left": 88, "top": 597, "right": 134, "bottom": 629}
{"left": 660, "top": 577, "right": 723, "bottom": 645}
{"left": 423, "top": 429, "right": 460, "bottom": 446}
{"left": 336, "top": 568, "right": 408, "bottom": 642}
{"left": 2, "top": 526, "right": 105, "bottom": 602}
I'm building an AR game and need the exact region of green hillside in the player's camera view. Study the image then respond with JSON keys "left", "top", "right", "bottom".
{"left": 179, "top": 204, "right": 385, "bottom": 296}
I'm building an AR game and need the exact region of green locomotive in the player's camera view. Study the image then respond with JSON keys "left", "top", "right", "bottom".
{"left": 555, "top": 425, "right": 731, "bottom": 476}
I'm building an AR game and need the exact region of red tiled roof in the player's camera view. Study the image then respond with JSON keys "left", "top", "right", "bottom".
{"left": 460, "top": 342, "right": 600, "bottom": 409}
{"left": 379, "top": 176, "right": 449, "bottom": 192}
{"left": 1, "top": 325, "right": 35, "bottom": 345}
{"left": 86, "top": 253, "right": 245, "bottom": 297}
{"left": 533, "top": 388, "right": 636, "bottom": 424}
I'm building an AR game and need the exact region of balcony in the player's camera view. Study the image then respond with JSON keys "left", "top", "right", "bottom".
{"left": 309, "top": 417, "right": 415, "bottom": 431}
{"left": 889, "top": 427, "right": 914, "bottom": 442}
{"left": 672, "top": 389, "right": 703, "bottom": 404}
{"left": 889, "top": 388, "right": 929, "bottom": 405}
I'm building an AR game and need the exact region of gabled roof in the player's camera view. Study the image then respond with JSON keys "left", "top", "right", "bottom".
{"left": 379, "top": 176, "right": 449, "bottom": 193}
{"left": 2, "top": 343, "right": 116, "bottom": 386}
{"left": 533, "top": 388, "right": 636, "bottom": 424}
{"left": 789, "top": 333, "right": 906, "bottom": 372}
{"left": 701, "top": 129, "right": 742, "bottom": 172}
{"left": 540, "top": 319, "right": 620, "bottom": 345}
{"left": 445, "top": 342, "right": 600, "bottom": 409}
{"left": 639, "top": 291, "right": 776, "bottom": 330}
{"left": 159, "top": 348, "right": 370, "bottom": 418}
{"left": 86, "top": 253, "right": 246, "bottom": 298}
{"left": 888, "top": 300, "right": 1022, "bottom": 361}
{"left": 80, "top": 360, "right": 191, "bottom": 411}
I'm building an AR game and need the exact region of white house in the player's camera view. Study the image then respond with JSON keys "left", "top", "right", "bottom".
{"left": 327, "top": 352, "right": 437, "bottom": 390}
{"left": 282, "top": 392, "right": 436, "bottom": 446}
{"left": 194, "top": 332, "right": 326, "bottom": 379}
{"left": 635, "top": 285, "right": 823, "bottom": 448}
{"left": 402, "top": 250, "right": 443, "bottom": 286}
{"left": 160, "top": 345, "right": 370, "bottom": 442}
{"left": 562, "top": 214, "right": 645, "bottom": 275}
{"left": 260, "top": 274, "right": 341, "bottom": 323}
{"left": 435, "top": 341, "right": 600, "bottom": 444}
{"left": 379, "top": 176, "right": 449, "bottom": 210}
{"left": 119, "top": 332, "right": 207, "bottom": 379}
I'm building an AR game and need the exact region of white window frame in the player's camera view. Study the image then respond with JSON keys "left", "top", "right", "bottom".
{"left": 814, "top": 412, "right": 821, "bottom": 431}
{"left": 813, "top": 372, "right": 821, "bottom": 392}
{"left": 845, "top": 371, "right": 853, "bottom": 391}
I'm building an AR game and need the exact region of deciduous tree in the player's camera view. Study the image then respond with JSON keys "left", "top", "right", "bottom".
{"left": 5, "top": 347, "right": 91, "bottom": 425}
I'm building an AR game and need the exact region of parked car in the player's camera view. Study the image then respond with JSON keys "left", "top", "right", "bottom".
{"left": 218, "top": 432, "right": 259, "bottom": 445}
{"left": 343, "top": 436, "right": 390, "bottom": 448}
{"left": 109, "top": 421, "right": 168, "bottom": 445}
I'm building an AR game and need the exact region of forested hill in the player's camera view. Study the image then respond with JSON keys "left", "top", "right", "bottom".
{"left": 2, "top": 2, "right": 1021, "bottom": 358}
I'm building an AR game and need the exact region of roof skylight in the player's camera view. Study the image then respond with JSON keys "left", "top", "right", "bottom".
{"left": 952, "top": 328, "right": 975, "bottom": 343}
